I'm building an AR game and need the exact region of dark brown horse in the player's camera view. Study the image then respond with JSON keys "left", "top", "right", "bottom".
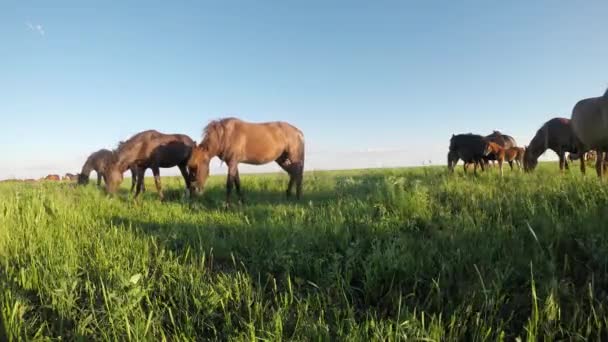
{"left": 486, "top": 130, "right": 517, "bottom": 149}
{"left": 188, "top": 118, "right": 305, "bottom": 203}
{"left": 571, "top": 89, "right": 608, "bottom": 178}
{"left": 447, "top": 133, "right": 491, "bottom": 175}
{"left": 523, "top": 117, "right": 583, "bottom": 172}
{"left": 105, "top": 130, "right": 195, "bottom": 199}
{"left": 78, "top": 149, "right": 142, "bottom": 192}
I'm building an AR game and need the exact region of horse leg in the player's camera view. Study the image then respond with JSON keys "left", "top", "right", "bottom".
{"left": 225, "top": 163, "right": 239, "bottom": 205}
{"left": 276, "top": 153, "right": 301, "bottom": 198}
{"left": 294, "top": 163, "right": 304, "bottom": 199}
{"left": 558, "top": 152, "right": 565, "bottom": 172}
{"left": 234, "top": 168, "right": 244, "bottom": 203}
{"left": 130, "top": 168, "right": 137, "bottom": 193}
{"left": 152, "top": 167, "right": 164, "bottom": 200}
{"left": 178, "top": 164, "right": 191, "bottom": 196}
{"left": 580, "top": 149, "right": 587, "bottom": 175}
{"left": 498, "top": 159, "right": 503, "bottom": 177}
{"left": 134, "top": 168, "right": 145, "bottom": 198}
{"left": 473, "top": 161, "right": 479, "bottom": 176}
{"left": 508, "top": 160, "right": 513, "bottom": 171}
{"left": 97, "top": 172, "right": 102, "bottom": 186}
{"left": 596, "top": 151, "right": 604, "bottom": 179}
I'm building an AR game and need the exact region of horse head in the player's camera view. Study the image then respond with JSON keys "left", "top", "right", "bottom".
{"left": 187, "top": 145, "right": 211, "bottom": 195}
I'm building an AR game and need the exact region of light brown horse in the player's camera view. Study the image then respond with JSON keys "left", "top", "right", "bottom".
{"left": 44, "top": 174, "right": 61, "bottom": 181}
{"left": 78, "top": 149, "right": 142, "bottom": 192}
{"left": 523, "top": 117, "right": 583, "bottom": 172}
{"left": 571, "top": 89, "right": 608, "bottom": 178}
{"left": 504, "top": 147, "right": 525, "bottom": 171}
{"left": 483, "top": 142, "right": 505, "bottom": 176}
{"left": 105, "top": 130, "right": 195, "bottom": 199}
{"left": 188, "top": 118, "right": 305, "bottom": 204}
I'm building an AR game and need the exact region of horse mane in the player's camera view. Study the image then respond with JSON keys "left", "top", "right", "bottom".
{"left": 200, "top": 117, "right": 239, "bottom": 153}
{"left": 528, "top": 123, "right": 549, "bottom": 157}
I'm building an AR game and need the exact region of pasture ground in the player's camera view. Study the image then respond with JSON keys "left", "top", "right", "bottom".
{"left": 1, "top": 163, "right": 608, "bottom": 340}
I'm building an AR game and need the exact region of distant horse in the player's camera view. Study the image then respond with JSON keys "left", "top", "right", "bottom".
{"left": 486, "top": 130, "right": 517, "bottom": 149}
{"left": 44, "top": 174, "right": 61, "bottom": 181}
{"left": 105, "top": 130, "right": 195, "bottom": 200}
{"left": 63, "top": 173, "right": 77, "bottom": 181}
{"left": 523, "top": 117, "right": 582, "bottom": 172}
{"left": 504, "top": 147, "right": 525, "bottom": 171}
{"left": 571, "top": 88, "right": 608, "bottom": 178}
{"left": 568, "top": 150, "right": 597, "bottom": 163}
{"left": 567, "top": 150, "right": 607, "bottom": 174}
{"left": 483, "top": 142, "right": 505, "bottom": 176}
{"left": 447, "top": 133, "right": 491, "bottom": 175}
{"left": 78, "top": 149, "right": 143, "bottom": 192}
{"left": 188, "top": 118, "right": 305, "bottom": 204}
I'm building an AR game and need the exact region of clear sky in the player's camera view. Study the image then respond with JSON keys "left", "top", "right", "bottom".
{"left": 1, "top": 1, "right": 607, "bottom": 179}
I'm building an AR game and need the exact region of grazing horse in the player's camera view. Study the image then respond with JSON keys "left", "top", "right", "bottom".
{"left": 63, "top": 173, "right": 77, "bottom": 181}
{"left": 78, "top": 149, "right": 142, "bottom": 192}
{"left": 105, "top": 130, "right": 195, "bottom": 199}
{"left": 44, "top": 174, "right": 61, "bottom": 181}
{"left": 504, "top": 147, "right": 525, "bottom": 171}
{"left": 447, "top": 134, "right": 491, "bottom": 175}
{"left": 571, "top": 88, "right": 608, "bottom": 178}
{"left": 188, "top": 117, "right": 305, "bottom": 204}
{"left": 523, "top": 117, "right": 583, "bottom": 173}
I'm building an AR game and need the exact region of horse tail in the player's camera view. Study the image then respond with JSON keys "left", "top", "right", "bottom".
{"left": 296, "top": 129, "right": 305, "bottom": 165}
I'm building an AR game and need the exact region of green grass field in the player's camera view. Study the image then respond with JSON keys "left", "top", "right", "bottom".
{"left": 1, "top": 163, "right": 608, "bottom": 341}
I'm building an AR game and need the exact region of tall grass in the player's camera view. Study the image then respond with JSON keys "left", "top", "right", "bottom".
{"left": 1, "top": 164, "right": 608, "bottom": 340}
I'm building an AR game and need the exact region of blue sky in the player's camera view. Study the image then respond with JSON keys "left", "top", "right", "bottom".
{"left": 1, "top": 1, "right": 607, "bottom": 179}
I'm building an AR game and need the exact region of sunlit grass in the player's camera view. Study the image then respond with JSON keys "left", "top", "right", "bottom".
{"left": 1, "top": 162, "right": 608, "bottom": 340}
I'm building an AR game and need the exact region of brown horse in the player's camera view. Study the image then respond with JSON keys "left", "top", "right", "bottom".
{"left": 502, "top": 147, "right": 525, "bottom": 171}
{"left": 78, "top": 149, "right": 142, "bottom": 192}
{"left": 188, "top": 118, "right": 305, "bottom": 203}
{"left": 44, "top": 174, "right": 61, "bottom": 181}
{"left": 105, "top": 130, "right": 195, "bottom": 199}
{"left": 483, "top": 142, "right": 505, "bottom": 176}
{"left": 523, "top": 117, "right": 583, "bottom": 172}
{"left": 486, "top": 131, "right": 517, "bottom": 149}
{"left": 571, "top": 89, "right": 608, "bottom": 178}
{"left": 447, "top": 133, "right": 491, "bottom": 175}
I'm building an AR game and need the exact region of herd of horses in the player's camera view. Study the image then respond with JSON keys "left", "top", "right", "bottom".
{"left": 448, "top": 88, "right": 608, "bottom": 177}
{"left": 69, "top": 117, "right": 305, "bottom": 204}
{"left": 8, "top": 88, "right": 608, "bottom": 202}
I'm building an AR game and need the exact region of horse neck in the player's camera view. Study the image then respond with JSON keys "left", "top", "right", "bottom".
{"left": 528, "top": 129, "right": 548, "bottom": 159}
{"left": 81, "top": 161, "right": 93, "bottom": 176}
{"left": 110, "top": 150, "right": 131, "bottom": 173}
{"left": 201, "top": 138, "right": 221, "bottom": 158}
